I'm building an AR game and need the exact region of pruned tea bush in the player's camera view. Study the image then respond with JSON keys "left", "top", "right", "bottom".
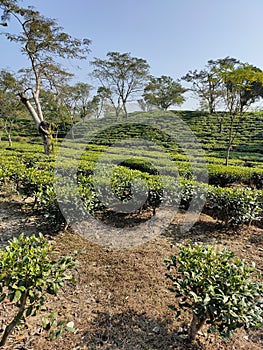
{"left": 165, "top": 243, "right": 263, "bottom": 342}
{"left": 0, "top": 233, "right": 76, "bottom": 346}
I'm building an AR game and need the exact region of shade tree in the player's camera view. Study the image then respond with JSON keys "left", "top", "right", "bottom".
{"left": 183, "top": 57, "right": 263, "bottom": 164}
{"left": 182, "top": 60, "right": 224, "bottom": 114}
{"left": 142, "top": 75, "right": 186, "bottom": 110}
{"left": 0, "top": 1, "right": 90, "bottom": 153}
{"left": 0, "top": 70, "right": 23, "bottom": 146}
{"left": 85, "top": 86, "right": 114, "bottom": 118}
{"left": 214, "top": 58, "right": 263, "bottom": 165}
{"left": 91, "top": 52, "right": 150, "bottom": 118}
{"left": 56, "top": 82, "right": 92, "bottom": 122}
{"left": 137, "top": 98, "right": 156, "bottom": 112}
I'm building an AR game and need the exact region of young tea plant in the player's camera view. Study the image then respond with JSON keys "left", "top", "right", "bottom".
{"left": 0, "top": 233, "right": 77, "bottom": 347}
{"left": 165, "top": 243, "right": 263, "bottom": 343}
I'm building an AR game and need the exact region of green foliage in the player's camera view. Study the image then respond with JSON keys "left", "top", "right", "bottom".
{"left": 165, "top": 244, "right": 263, "bottom": 342}
{"left": 173, "top": 110, "right": 263, "bottom": 165}
{"left": 42, "top": 312, "right": 76, "bottom": 341}
{"left": 0, "top": 0, "right": 91, "bottom": 153}
{"left": 208, "top": 164, "right": 263, "bottom": 188}
{"left": 143, "top": 75, "right": 186, "bottom": 110}
{"left": 34, "top": 184, "right": 64, "bottom": 225}
{"left": 0, "top": 233, "right": 76, "bottom": 346}
{"left": 206, "top": 186, "right": 262, "bottom": 226}
{"left": 1, "top": 146, "right": 262, "bottom": 229}
{"left": 91, "top": 51, "right": 150, "bottom": 117}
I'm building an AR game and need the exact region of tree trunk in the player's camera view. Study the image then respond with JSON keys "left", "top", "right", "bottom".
{"left": 216, "top": 114, "right": 224, "bottom": 133}
{"left": 0, "top": 292, "right": 28, "bottom": 347}
{"left": 33, "top": 91, "right": 44, "bottom": 122}
{"left": 18, "top": 92, "right": 52, "bottom": 154}
{"left": 18, "top": 92, "right": 42, "bottom": 128}
{"left": 123, "top": 102, "right": 128, "bottom": 118}
{"left": 218, "top": 119, "right": 223, "bottom": 133}
{"left": 4, "top": 126, "right": 12, "bottom": 147}
{"left": 7, "top": 133, "right": 12, "bottom": 147}
{"left": 41, "top": 134, "right": 52, "bottom": 155}
{"left": 188, "top": 313, "right": 206, "bottom": 343}
{"left": 225, "top": 116, "right": 235, "bottom": 166}
{"left": 209, "top": 104, "right": 215, "bottom": 114}
{"left": 225, "top": 144, "right": 231, "bottom": 166}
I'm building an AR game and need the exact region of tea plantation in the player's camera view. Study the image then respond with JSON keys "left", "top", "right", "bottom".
{"left": 0, "top": 110, "right": 262, "bottom": 229}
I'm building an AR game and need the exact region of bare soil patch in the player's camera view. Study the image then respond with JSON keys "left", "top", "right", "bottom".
{"left": 0, "top": 189, "right": 262, "bottom": 350}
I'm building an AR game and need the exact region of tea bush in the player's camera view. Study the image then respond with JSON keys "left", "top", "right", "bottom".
{"left": 1, "top": 148, "right": 262, "bottom": 229}
{"left": 0, "top": 233, "right": 76, "bottom": 346}
{"left": 208, "top": 164, "right": 263, "bottom": 188}
{"left": 165, "top": 243, "right": 263, "bottom": 342}
{"left": 206, "top": 186, "right": 262, "bottom": 227}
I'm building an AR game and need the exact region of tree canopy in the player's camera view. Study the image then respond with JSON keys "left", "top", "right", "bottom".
{"left": 143, "top": 75, "right": 186, "bottom": 110}
{"left": 91, "top": 52, "right": 150, "bottom": 118}
{"left": 213, "top": 57, "right": 263, "bottom": 165}
{"left": 183, "top": 57, "right": 263, "bottom": 114}
{"left": 0, "top": 0, "right": 91, "bottom": 153}
{"left": 182, "top": 60, "right": 222, "bottom": 113}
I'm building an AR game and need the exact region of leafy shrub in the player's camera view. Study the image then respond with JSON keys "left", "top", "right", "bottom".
{"left": 1, "top": 150, "right": 262, "bottom": 229}
{"left": 179, "top": 180, "right": 202, "bottom": 209}
{"left": 34, "top": 184, "right": 65, "bottom": 226}
{"left": 177, "top": 180, "right": 262, "bottom": 227}
{"left": 119, "top": 158, "right": 159, "bottom": 175}
{"left": 165, "top": 243, "right": 263, "bottom": 343}
{"left": 206, "top": 186, "right": 262, "bottom": 227}
{"left": 0, "top": 233, "right": 76, "bottom": 346}
{"left": 207, "top": 164, "right": 263, "bottom": 188}
{"left": 208, "top": 164, "right": 254, "bottom": 187}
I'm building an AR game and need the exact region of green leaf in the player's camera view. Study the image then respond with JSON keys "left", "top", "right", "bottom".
{"left": 65, "top": 326, "right": 76, "bottom": 333}
{"left": 223, "top": 295, "right": 229, "bottom": 303}
{"left": 57, "top": 319, "right": 67, "bottom": 327}
{"left": 26, "top": 305, "right": 33, "bottom": 317}
{"left": 42, "top": 316, "right": 48, "bottom": 329}
{"left": 204, "top": 294, "right": 211, "bottom": 305}
{"left": 56, "top": 328, "right": 64, "bottom": 338}
{"left": 189, "top": 291, "right": 199, "bottom": 302}
{"left": 18, "top": 285, "right": 26, "bottom": 292}
{"left": 22, "top": 255, "right": 28, "bottom": 264}
{"left": 49, "top": 330, "right": 55, "bottom": 341}
{"left": 13, "top": 290, "right": 22, "bottom": 303}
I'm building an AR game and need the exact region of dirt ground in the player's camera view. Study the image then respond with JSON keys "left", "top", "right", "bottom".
{"left": 0, "top": 189, "right": 262, "bottom": 350}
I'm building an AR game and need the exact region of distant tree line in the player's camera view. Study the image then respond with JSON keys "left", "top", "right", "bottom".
{"left": 1, "top": 0, "right": 263, "bottom": 163}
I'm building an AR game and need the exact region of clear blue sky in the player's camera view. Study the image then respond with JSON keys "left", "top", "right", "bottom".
{"left": 1, "top": 0, "right": 263, "bottom": 110}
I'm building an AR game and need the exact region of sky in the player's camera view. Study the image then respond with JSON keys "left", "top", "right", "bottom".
{"left": 1, "top": 0, "right": 263, "bottom": 110}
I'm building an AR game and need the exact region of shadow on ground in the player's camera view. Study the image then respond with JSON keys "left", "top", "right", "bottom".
{"left": 77, "top": 309, "right": 202, "bottom": 350}
{"left": 0, "top": 192, "right": 54, "bottom": 247}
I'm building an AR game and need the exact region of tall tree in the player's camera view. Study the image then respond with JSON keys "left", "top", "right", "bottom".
{"left": 0, "top": 90, "right": 16, "bottom": 147}
{"left": 0, "top": 1, "right": 90, "bottom": 153}
{"left": 0, "top": 70, "right": 21, "bottom": 146}
{"left": 142, "top": 75, "right": 186, "bottom": 110}
{"left": 215, "top": 58, "right": 263, "bottom": 165}
{"left": 86, "top": 86, "right": 112, "bottom": 118}
{"left": 57, "top": 82, "right": 92, "bottom": 121}
{"left": 69, "top": 82, "right": 92, "bottom": 119}
{"left": 182, "top": 60, "right": 224, "bottom": 114}
{"left": 91, "top": 52, "right": 150, "bottom": 118}
{"left": 137, "top": 98, "right": 156, "bottom": 112}
{"left": 239, "top": 69, "right": 263, "bottom": 111}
